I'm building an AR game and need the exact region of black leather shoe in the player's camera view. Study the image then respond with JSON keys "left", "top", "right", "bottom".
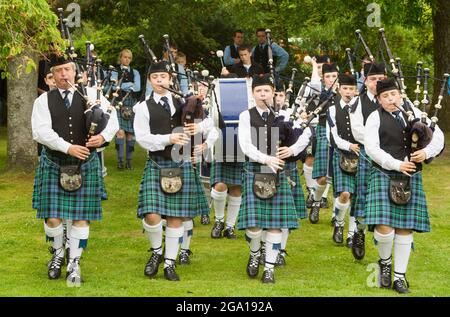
{"left": 144, "top": 251, "right": 163, "bottom": 278}
{"left": 275, "top": 250, "right": 287, "bottom": 267}
{"left": 164, "top": 265, "right": 180, "bottom": 281}
{"left": 333, "top": 226, "right": 344, "bottom": 244}
{"left": 320, "top": 197, "right": 329, "bottom": 208}
{"left": 223, "top": 227, "right": 237, "bottom": 239}
{"left": 309, "top": 202, "right": 320, "bottom": 224}
{"left": 393, "top": 278, "right": 410, "bottom": 294}
{"left": 346, "top": 236, "right": 353, "bottom": 248}
{"left": 246, "top": 253, "right": 260, "bottom": 278}
{"left": 48, "top": 250, "right": 64, "bottom": 280}
{"left": 178, "top": 249, "right": 192, "bottom": 265}
{"left": 126, "top": 160, "right": 132, "bottom": 170}
{"left": 211, "top": 221, "right": 225, "bottom": 238}
{"left": 201, "top": 214, "right": 210, "bottom": 225}
{"left": 352, "top": 230, "right": 366, "bottom": 260}
{"left": 117, "top": 161, "right": 124, "bottom": 170}
{"left": 378, "top": 259, "right": 392, "bottom": 288}
{"left": 261, "top": 269, "right": 275, "bottom": 283}
{"left": 306, "top": 189, "right": 314, "bottom": 208}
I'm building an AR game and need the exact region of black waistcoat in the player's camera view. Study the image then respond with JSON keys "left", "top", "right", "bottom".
{"left": 146, "top": 96, "right": 182, "bottom": 159}
{"left": 248, "top": 107, "right": 276, "bottom": 160}
{"left": 253, "top": 44, "right": 278, "bottom": 74}
{"left": 47, "top": 89, "right": 87, "bottom": 155}
{"left": 331, "top": 103, "right": 357, "bottom": 149}
{"left": 229, "top": 44, "right": 239, "bottom": 59}
{"left": 377, "top": 108, "right": 422, "bottom": 170}
{"left": 360, "top": 92, "right": 379, "bottom": 125}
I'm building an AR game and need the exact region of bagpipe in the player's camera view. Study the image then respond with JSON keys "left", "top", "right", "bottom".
{"left": 57, "top": 8, "right": 113, "bottom": 138}
{"left": 351, "top": 28, "right": 448, "bottom": 160}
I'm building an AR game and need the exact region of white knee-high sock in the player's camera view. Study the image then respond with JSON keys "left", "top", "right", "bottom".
{"left": 142, "top": 219, "right": 163, "bottom": 255}
{"left": 334, "top": 197, "right": 350, "bottom": 227}
{"left": 211, "top": 188, "right": 227, "bottom": 222}
{"left": 313, "top": 182, "right": 326, "bottom": 202}
{"left": 394, "top": 234, "right": 413, "bottom": 281}
{"left": 69, "top": 226, "right": 89, "bottom": 262}
{"left": 44, "top": 222, "right": 64, "bottom": 258}
{"left": 226, "top": 195, "right": 241, "bottom": 228}
{"left": 348, "top": 216, "right": 357, "bottom": 238}
{"left": 374, "top": 229, "right": 395, "bottom": 263}
{"left": 303, "top": 164, "right": 315, "bottom": 189}
{"left": 322, "top": 182, "right": 331, "bottom": 199}
{"left": 281, "top": 229, "right": 289, "bottom": 250}
{"left": 164, "top": 226, "right": 184, "bottom": 268}
{"left": 265, "top": 231, "right": 282, "bottom": 271}
{"left": 181, "top": 220, "right": 194, "bottom": 251}
{"left": 245, "top": 229, "right": 262, "bottom": 254}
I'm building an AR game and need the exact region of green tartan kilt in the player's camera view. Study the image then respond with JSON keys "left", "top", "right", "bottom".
{"left": 312, "top": 125, "right": 329, "bottom": 179}
{"left": 237, "top": 162, "right": 299, "bottom": 230}
{"left": 332, "top": 151, "right": 356, "bottom": 197}
{"left": 117, "top": 96, "right": 137, "bottom": 133}
{"left": 137, "top": 156, "right": 208, "bottom": 218}
{"left": 209, "top": 162, "right": 243, "bottom": 187}
{"left": 353, "top": 146, "right": 371, "bottom": 218}
{"left": 285, "top": 161, "right": 307, "bottom": 219}
{"left": 32, "top": 150, "right": 104, "bottom": 221}
{"left": 365, "top": 168, "right": 430, "bottom": 232}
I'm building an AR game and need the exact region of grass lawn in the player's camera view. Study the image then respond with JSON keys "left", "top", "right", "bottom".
{"left": 0, "top": 126, "right": 449, "bottom": 297}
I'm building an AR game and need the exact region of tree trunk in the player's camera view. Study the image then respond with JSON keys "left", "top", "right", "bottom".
{"left": 432, "top": 0, "right": 450, "bottom": 132}
{"left": 7, "top": 53, "right": 39, "bottom": 171}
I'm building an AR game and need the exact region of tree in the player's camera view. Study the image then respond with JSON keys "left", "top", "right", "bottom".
{"left": 0, "top": 0, "right": 62, "bottom": 171}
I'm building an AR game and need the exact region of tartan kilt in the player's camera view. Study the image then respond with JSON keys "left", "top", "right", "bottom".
{"left": 193, "top": 165, "right": 211, "bottom": 216}
{"left": 137, "top": 156, "right": 208, "bottom": 218}
{"left": 332, "top": 150, "right": 356, "bottom": 197}
{"left": 312, "top": 125, "right": 329, "bottom": 179}
{"left": 365, "top": 168, "right": 430, "bottom": 233}
{"left": 353, "top": 147, "right": 371, "bottom": 218}
{"left": 117, "top": 96, "right": 137, "bottom": 133}
{"left": 237, "top": 162, "right": 299, "bottom": 230}
{"left": 285, "top": 161, "right": 307, "bottom": 219}
{"left": 32, "top": 150, "right": 104, "bottom": 221}
{"left": 209, "top": 162, "right": 243, "bottom": 187}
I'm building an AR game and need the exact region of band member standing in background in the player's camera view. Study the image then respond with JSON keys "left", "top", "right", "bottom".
{"left": 224, "top": 30, "right": 245, "bottom": 67}
{"left": 111, "top": 49, "right": 141, "bottom": 170}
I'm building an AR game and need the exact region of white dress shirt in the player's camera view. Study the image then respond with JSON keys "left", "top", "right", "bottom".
{"left": 326, "top": 99, "right": 354, "bottom": 152}
{"left": 31, "top": 86, "right": 119, "bottom": 154}
{"left": 134, "top": 92, "right": 219, "bottom": 152}
{"left": 364, "top": 105, "right": 445, "bottom": 172}
{"left": 238, "top": 106, "right": 312, "bottom": 164}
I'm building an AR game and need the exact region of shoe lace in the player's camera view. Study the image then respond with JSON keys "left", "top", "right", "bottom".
{"left": 148, "top": 250, "right": 162, "bottom": 266}
{"left": 355, "top": 231, "right": 365, "bottom": 246}
{"left": 380, "top": 261, "right": 391, "bottom": 275}
{"left": 49, "top": 254, "right": 64, "bottom": 269}
{"left": 249, "top": 253, "right": 260, "bottom": 268}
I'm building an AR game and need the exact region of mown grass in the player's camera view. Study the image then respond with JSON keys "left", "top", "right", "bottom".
{"left": 0, "top": 126, "right": 448, "bottom": 297}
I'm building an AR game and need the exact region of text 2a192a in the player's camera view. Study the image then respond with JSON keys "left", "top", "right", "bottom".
{"left": 220, "top": 301, "right": 273, "bottom": 312}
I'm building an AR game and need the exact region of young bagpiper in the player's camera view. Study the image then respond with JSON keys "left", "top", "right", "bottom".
{"left": 31, "top": 55, "right": 119, "bottom": 285}
{"left": 134, "top": 61, "right": 209, "bottom": 281}
{"left": 349, "top": 62, "right": 386, "bottom": 259}
{"left": 364, "top": 78, "right": 444, "bottom": 293}
{"left": 237, "top": 74, "right": 311, "bottom": 283}
{"left": 309, "top": 63, "right": 339, "bottom": 223}
{"left": 326, "top": 74, "right": 359, "bottom": 245}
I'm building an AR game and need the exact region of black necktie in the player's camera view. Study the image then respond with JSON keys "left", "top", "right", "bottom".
{"left": 261, "top": 111, "right": 268, "bottom": 122}
{"left": 393, "top": 110, "right": 406, "bottom": 128}
{"left": 63, "top": 90, "right": 70, "bottom": 108}
{"left": 160, "top": 96, "right": 171, "bottom": 114}
{"left": 260, "top": 44, "right": 265, "bottom": 51}
{"left": 344, "top": 105, "right": 350, "bottom": 113}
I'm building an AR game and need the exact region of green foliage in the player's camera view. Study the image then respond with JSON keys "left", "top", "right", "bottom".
{"left": 0, "top": 0, "right": 63, "bottom": 78}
